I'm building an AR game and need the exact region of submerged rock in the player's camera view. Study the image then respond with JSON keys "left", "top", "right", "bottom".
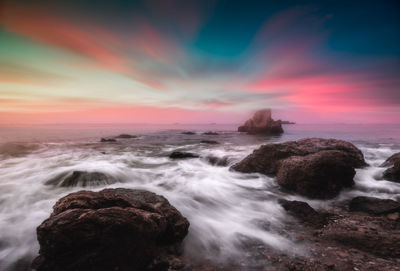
{"left": 32, "top": 188, "right": 189, "bottom": 271}
{"left": 115, "top": 134, "right": 137, "bottom": 138}
{"left": 203, "top": 131, "right": 219, "bottom": 135}
{"left": 181, "top": 131, "right": 196, "bottom": 135}
{"left": 205, "top": 156, "right": 229, "bottom": 167}
{"left": 381, "top": 152, "right": 400, "bottom": 183}
{"left": 232, "top": 138, "right": 366, "bottom": 199}
{"left": 45, "top": 171, "right": 119, "bottom": 187}
{"left": 200, "top": 140, "right": 219, "bottom": 145}
{"left": 278, "top": 199, "right": 328, "bottom": 227}
{"left": 238, "top": 109, "right": 283, "bottom": 134}
{"left": 349, "top": 196, "right": 400, "bottom": 215}
{"left": 100, "top": 138, "right": 116, "bottom": 142}
{"left": 169, "top": 151, "right": 199, "bottom": 159}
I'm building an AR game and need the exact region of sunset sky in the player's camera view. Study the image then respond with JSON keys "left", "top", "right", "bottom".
{"left": 1, "top": 0, "right": 399, "bottom": 124}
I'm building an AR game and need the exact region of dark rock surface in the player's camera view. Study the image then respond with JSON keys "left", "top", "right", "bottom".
{"left": 32, "top": 188, "right": 189, "bottom": 271}
{"left": 205, "top": 156, "right": 229, "bottom": 167}
{"left": 45, "top": 171, "right": 119, "bottom": 187}
{"left": 232, "top": 138, "right": 366, "bottom": 199}
{"left": 203, "top": 132, "right": 219, "bottom": 135}
{"left": 277, "top": 151, "right": 356, "bottom": 199}
{"left": 115, "top": 134, "right": 137, "bottom": 138}
{"left": 200, "top": 140, "right": 219, "bottom": 145}
{"left": 381, "top": 152, "right": 400, "bottom": 183}
{"left": 100, "top": 138, "right": 116, "bottom": 142}
{"left": 278, "top": 199, "right": 328, "bottom": 227}
{"left": 238, "top": 109, "right": 283, "bottom": 134}
{"left": 169, "top": 151, "right": 199, "bottom": 159}
{"left": 349, "top": 196, "right": 400, "bottom": 215}
{"left": 181, "top": 131, "right": 196, "bottom": 135}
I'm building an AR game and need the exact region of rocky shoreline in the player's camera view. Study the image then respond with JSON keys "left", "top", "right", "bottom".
{"left": 31, "top": 137, "right": 400, "bottom": 271}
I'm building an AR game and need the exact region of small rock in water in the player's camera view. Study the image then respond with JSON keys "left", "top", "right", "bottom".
{"left": 349, "top": 196, "right": 400, "bottom": 215}
{"left": 115, "top": 134, "right": 137, "bottom": 138}
{"left": 45, "top": 171, "right": 119, "bottom": 187}
{"left": 100, "top": 138, "right": 116, "bottom": 142}
{"left": 200, "top": 140, "right": 219, "bottom": 144}
{"left": 169, "top": 151, "right": 199, "bottom": 159}
{"left": 205, "top": 156, "right": 229, "bottom": 167}
{"left": 181, "top": 131, "right": 196, "bottom": 135}
{"left": 32, "top": 188, "right": 189, "bottom": 271}
{"left": 203, "top": 131, "right": 219, "bottom": 135}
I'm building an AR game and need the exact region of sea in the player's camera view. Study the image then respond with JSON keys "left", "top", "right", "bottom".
{"left": 0, "top": 123, "right": 399, "bottom": 270}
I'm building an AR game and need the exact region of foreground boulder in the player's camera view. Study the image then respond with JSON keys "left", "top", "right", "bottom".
{"left": 349, "top": 196, "right": 400, "bottom": 215}
{"left": 32, "top": 188, "right": 189, "bottom": 271}
{"left": 232, "top": 138, "right": 366, "bottom": 199}
{"left": 380, "top": 152, "right": 400, "bottom": 183}
{"left": 45, "top": 171, "right": 119, "bottom": 187}
{"left": 238, "top": 109, "right": 283, "bottom": 134}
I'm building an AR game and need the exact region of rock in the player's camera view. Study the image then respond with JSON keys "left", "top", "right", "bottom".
{"left": 45, "top": 171, "right": 119, "bottom": 187}
{"left": 200, "top": 140, "right": 219, "bottom": 145}
{"left": 232, "top": 138, "right": 366, "bottom": 176}
{"left": 115, "top": 134, "right": 137, "bottom": 138}
{"left": 278, "top": 199, "right": 327, "bottom": 227}
{"left": 349, "top": 196, "right": 400, "bottom": 215}
{"left": 169, "top": 151, "right": 199, "bottom": 159}
{"left": 381, "top": 152, "right": 400, "bottom": 183}
{"left": 277, "top": 151, "right": 356, "bottom": 199}
{"left": 181, "top": 131, "right": 196, "bottom": 135}
{"left": 205, "top": 156, "right": 229, "bottom": 167}
{"left": 203, "top": 132, "right": 219, "bottom": 135}
{"left": 232, "top": 138, "right": 366, "bottom": 199}
{"left": 100, "top": 138, "right": 116, "bottom": 142}
{"left": 32, "top": 188, "right": 189, "bottom": 271}
{"left": 237, "top": 109, "right": 283, "bottom": 134}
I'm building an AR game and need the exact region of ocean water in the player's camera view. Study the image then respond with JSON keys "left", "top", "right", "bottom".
{"left": 0, "top": 123, "right": 399, "bottom": 270}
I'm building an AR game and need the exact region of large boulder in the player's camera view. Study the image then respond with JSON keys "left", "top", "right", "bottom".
{"left": 277, "top": 151, "right": 356, "bottom": 199}
{"left": 238, "top": 109, "right": 283, "bottom": 134}
{"left": 169, "top": 151, "right": 199, "bottom": 159}
{"left": 232, "top": 138, "right": 366, "bottom": 199}
{"left": 32, "top": 188, "right": 189, "bottom": 271}
{"left": 380, "top": 152, "right": 400, "bottom": 183}
{"left": 349, "top": 196, "right": 400, "bottom": 215}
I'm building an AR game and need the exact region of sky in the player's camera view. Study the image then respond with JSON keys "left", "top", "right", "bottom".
{"left": 0, "top": 0, "right": 399, "bottom": 124}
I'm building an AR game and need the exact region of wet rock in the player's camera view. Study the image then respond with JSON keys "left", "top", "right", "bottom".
{"left": 277, "top": 151, "right": 356, "bottom": 199}
{"left": 321, "top": 215, "right": 400, "bottom": 258}
{"left": 231, "top": 138, "right": 366, "bottom": 199}
{"left": 32, "top": 188, "right": 189, "bottom": 271}
{"left": 100, "top": 138, "right": 116, "bottom": 142}
{"left": 381, "top": 152, "right": 400, "bottom": 183}
{"left": 205, "top": 156, "right": 229, "bottom": 167}
{"left": 203, "top": 132, "right": 219, "bottom": 135}
{"left": 349, "top": 196, "right": 400, "bottom": 215}
{"left": 115, "top": 134, "right": 137, "bottom": 138}
{"left": 278, "top": 199, "right": 328, "bottom": 227}
{"left": 237, "top": 109, "right": 283, "bottom": 134}
{"left": 45, "top": 171, "right": 119, "bottom": 187}
{"left": 181, "top": 131, "right": 196, "bottom": 135}
{"left": 169, "top": 151, "right": 199, "bottom": 159}
{"left": 200, "top": 140, "right": 219, "bottom": 145}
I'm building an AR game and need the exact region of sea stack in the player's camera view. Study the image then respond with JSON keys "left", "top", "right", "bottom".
{"left": 238, "top": 109, "right": 283, "bottom": 134}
